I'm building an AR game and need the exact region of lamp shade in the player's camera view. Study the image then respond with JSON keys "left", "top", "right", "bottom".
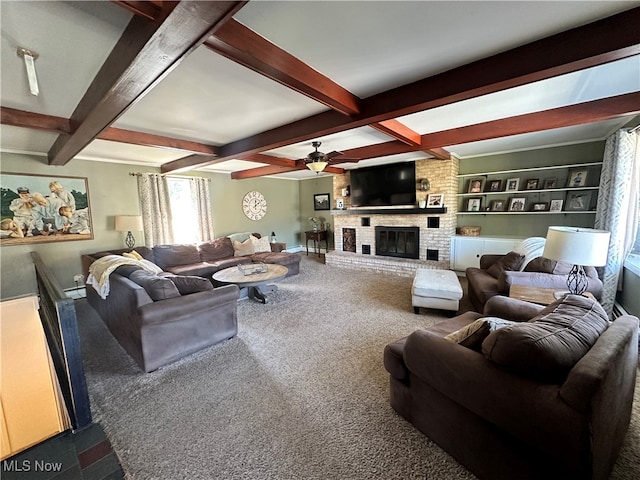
{"left": 543, "top": 227, "right": 610, "bottom": 266}
{"left": 115, "top": 215, "right": 143, "bottom": 232}
{"left": 307, "top": 161, "right": 328, "bottom": 173}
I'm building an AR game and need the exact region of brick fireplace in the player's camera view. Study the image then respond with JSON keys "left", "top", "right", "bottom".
{"left": 326, "top": 157, "right": 458, "bottom": 277}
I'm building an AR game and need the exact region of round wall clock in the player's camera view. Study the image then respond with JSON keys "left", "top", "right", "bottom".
{"left": 242, "top": 190, "right": 267, "bottom": 221}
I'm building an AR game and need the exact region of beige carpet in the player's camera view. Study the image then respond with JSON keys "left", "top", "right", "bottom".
{"left": 77, "top": 255, "right": 640, "bottom": 479}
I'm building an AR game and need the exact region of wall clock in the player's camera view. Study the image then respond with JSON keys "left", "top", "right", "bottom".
{"left": 242, "top": 191, "right": 267, "bottom": 221}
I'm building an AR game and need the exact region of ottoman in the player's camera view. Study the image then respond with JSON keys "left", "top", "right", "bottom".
{"left": 412, "top": 268, "right": 463, "bottom": 314}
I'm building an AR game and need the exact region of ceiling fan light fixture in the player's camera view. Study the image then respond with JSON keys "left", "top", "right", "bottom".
{"left": 306, "top": 141, "right": 329, "bottom": 173}
{"left": 307, "top": 161, "right": 328, "bottom": 173}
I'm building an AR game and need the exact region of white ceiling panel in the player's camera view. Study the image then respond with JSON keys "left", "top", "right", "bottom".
{"left": 75, "top": 139, "right": 187, "bottom": 166}
{"left": 0, "top": 125, "right": 56, "bottom": 156}
{"left": 114, "top": 46, "right": 328, "bottom": 145}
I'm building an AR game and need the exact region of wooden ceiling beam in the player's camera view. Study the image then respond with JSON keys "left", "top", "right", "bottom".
{"left": 112, "top": 1, "right": 164, "bottom": 21}
{"left": 231, "top": 161, "right": 344, "bottom": 179}
{"left": 47, "top": 1, "right": 246, "bottom": 166}
{"left": 206, "top": 18, "right": 360, "bottom": 116}
{"left": 422, "top": 92, "right": 640, "bottom": 149}
{"left": 97, "top": 127, "right": 218, "bottom": 155}
{"left": 369, "top": 119, "right": 421, "bottom": 146}
{"left": 422, "top": 148, "right": 451, "bottom": 160}
{"left": 0, "top": 107, "right": 71, "bottom": 135}
{"left": 163, "top": 7, "right": 640, "bottom": 173}
{"left": 237, "top": 153, "right": 297, "bottom": 167}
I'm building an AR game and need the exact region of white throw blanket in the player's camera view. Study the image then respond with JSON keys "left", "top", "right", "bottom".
{"left": 87, "top": 255, "right": 162, "bottom": 299}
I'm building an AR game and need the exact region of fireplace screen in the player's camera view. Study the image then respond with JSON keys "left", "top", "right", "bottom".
{"left": 375, "top": 226, "right": 419, "bottom": 259}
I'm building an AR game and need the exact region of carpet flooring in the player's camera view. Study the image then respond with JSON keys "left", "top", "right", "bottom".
{"left": 77, "top": 255, "right": 640, "bottom": 479}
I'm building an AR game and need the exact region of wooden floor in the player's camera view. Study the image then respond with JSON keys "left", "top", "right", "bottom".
{"left": 1, "top": 423, "right": 123, "bottom": 480}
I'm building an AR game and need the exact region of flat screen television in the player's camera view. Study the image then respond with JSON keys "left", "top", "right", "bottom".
{"left": 350, "top": 162, "right": 416, "bottom": 207}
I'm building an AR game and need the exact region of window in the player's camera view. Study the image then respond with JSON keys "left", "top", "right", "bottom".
{"left": 167, "top": 177, "right": 199, "bottom": 245}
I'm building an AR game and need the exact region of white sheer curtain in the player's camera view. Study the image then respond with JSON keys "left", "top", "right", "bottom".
{"left": 137, "top": 174, "right": 174, "bottom": 246}
{"left": 190, "top": 176, "right": 214, "bottom": 242}
{"left": 594, "top": 129, "right": 639, "bottom": 316}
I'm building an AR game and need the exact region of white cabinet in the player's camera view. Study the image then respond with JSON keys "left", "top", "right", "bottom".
{"left": 451, "top": 235, "right": 524, "bottom": 271}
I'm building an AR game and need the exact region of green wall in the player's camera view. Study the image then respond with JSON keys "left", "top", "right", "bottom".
{"left": 298, "top": 175, "right": 334, "bottom": 248}
{"left": 0, "top": 153, "right": 321, "bottom": 299}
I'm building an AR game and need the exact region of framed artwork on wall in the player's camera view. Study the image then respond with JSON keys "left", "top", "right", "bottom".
{"left": 467, "top": 178, "right": 485, "bottom": 194}
{"left": 532, "top": 202, "right": 548, "bottom": 211}
{"left": 486, "top": 179, "right": 502, "bottom": 192}
{"left": 490, "top": 200, "right": 505, "bottom": 211}
{"left": 565, "top": 191, "right": 592, "bottom": 211}
{"left": 543, "top": 178, "right": 558, "bottom": 189}
{"left": 466, "top": 197, "right": 482, "bottom": 212}
{"left": 567, "top": 169, "right": 588, "bottom": 188}
{"left": 426, "top": 193, "right": 443, "bottom": 208}
{"left": 1, "top": 172, "right": 93, "bottom": 246}
{"left": 508, "top": 197, "right": 526, "bottom": 212}
{"left": 549, "top": 199, "right": 564, "bottom": 212}
{"left": 525, "top": 178, "right": 539, "bottom": 190}
{"left": 314, "top": 193, "right": 330, "bottom": 210}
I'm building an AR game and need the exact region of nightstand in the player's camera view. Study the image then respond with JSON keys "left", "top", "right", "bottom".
{"left": 270, "top": 242, "right": 286, "bottom": 253}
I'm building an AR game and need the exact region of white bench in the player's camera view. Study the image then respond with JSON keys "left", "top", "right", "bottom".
{"left": 412, "top": 268, "right": 463, "bottom": 314}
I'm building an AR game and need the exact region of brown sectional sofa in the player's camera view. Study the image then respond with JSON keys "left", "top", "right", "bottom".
{"left": 384, "top": 295, "right": 639, "bottom": 480}
{"left": 81, "top": 234, "right": 301, "bottom": 372}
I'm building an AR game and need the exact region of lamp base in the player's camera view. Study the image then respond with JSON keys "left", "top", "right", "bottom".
{"left": 125, "top": 231, "right": 135, "bottom": 250}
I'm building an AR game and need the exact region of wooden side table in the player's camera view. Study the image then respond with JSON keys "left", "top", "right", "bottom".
{"left": 270, "top": 242, "right": 286, "bottom": 253}
{"left": 305, "top": 230, "right": 327, "bottom": 257}
{"left": 509, "top": 285, "right": 596, "bottom": 306}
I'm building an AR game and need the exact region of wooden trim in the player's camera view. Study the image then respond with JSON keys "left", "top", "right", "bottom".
{"left": 48, "top": 1, "right": 247, "bottom": 166}
{"left": 370, "top": 119, "right": 421, "bottom": 146}
{"left": 98, "top": 127, "right": 218, "bottom": 155}
{"left": 112, "top": 1, "right": 163, "bottom": 20}
{"left": 1, "top": 107, "right": 71, "bottom": 135}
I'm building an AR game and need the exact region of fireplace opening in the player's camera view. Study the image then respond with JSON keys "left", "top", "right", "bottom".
{"left": 375, "top": 226, "right": 419, "bottom": 259}
{"left": 342, "top": 228, "right": 356, "bottom": 253}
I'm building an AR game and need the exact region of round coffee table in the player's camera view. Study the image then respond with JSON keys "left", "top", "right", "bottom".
{"left": 212, "top": 264, "right": 288, "bottom": 304}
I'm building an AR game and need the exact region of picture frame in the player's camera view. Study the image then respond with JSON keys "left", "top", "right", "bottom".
{"left": 426, "top": 193, "right": 444, "bottom": 208}
{"left": 336, "top": 198, "right": 344, "bottom": 209}
{"left": 508, "top": 197, "right": 526, "bottom": 212}
{"left": 505, "top": 178, "right": 520, "bottom": 192}
{"left": 532, "top": 202, "right": 548, "bottom": 211}
{"left": 1, "top": 172, "right": 93, "bottom": 246}
{"left": 543, "top": 177, "right": 557, "bottom": 189}
{"left": 486, "top": 179, "right": 502, "bottom": 192}
{"left": 567, "top": 169, "right": 588, "bottom": 188}
{"left": 525, "top": 178, "right": 539, "bottom": 190}
{"left": 490, "top": 200, "right": 505, "bottom": 211}
{"left": 565, "top": 191, "right": 592, "bottom": 211}
{"left": 466, "top": 197, "right": 482, "bottom": 212}
{"left": 549, "top": 199, "right": 564, "bottom": 212}
{"left": 467, "top": 178, "right": 485, "bottom": 194}
{"left": 313, "top": 193, "right": 330, "bottom": 210}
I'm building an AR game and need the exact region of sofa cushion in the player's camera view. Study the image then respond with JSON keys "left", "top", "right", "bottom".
{"left": 129, "top": 270, "right": 181, "bottom": 301}
{"left": 445, "top": 317, "right": 515, "bottom": 349}
{"left": 198, "top": 237, "right": 235, "bottom": 262}
{"left": 164, "top": 275, "right": 213, "bottom": 295}
{"left": 482, "top": 295, "right": 610, "bottom": 381}
{"left": 114, "top": 265, "right": 143, "bottom": 278}
{"left": 233, "top": 238, "right": 255, "bottom": 257}
{"left": 152, "top": 244, "right": 201, "bottom": 269}
{"left": 524, "top": 256, "right": 573, "bottom": 275}
{"left": 251, "top": 234, "right": 272, "bottom": 253}
{"left": 486, "top": 251, "right": 525, "bottom": 279}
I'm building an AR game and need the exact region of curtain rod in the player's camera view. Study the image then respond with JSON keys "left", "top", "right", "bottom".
{"left": 627, "top": 124, "right": 640, "bottom": 133}
{"left": 129, "top": 172, "right": 211, "bottom": 182}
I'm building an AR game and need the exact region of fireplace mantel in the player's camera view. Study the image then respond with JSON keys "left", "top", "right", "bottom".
{"left": 331, "top": 207, "right": 447, "bottom": 215}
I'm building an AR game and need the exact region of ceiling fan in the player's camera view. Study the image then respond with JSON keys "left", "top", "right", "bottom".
{"left": 304, "top": 141, "right": 343, "bottom": 173}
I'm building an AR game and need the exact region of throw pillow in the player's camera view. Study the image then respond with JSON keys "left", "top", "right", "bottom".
{"left": 129, "top": 250, "right": 143, "bottom": 260}
{"left": 251, "top": 234, "right": 272, "bottom": 253}
{"left": 198, "top": 237, "right": 235, "bottom": 261}
{"left": 482, "top": 295, "right": 610, "bottom": 381}
{"left": 445, "top": 317, "right": 515, "bottom": 349}
{"left": 165, "top": 275, "right": 213, "bottom": 295}
{"left": 523, "top": 256, "right": 573, "bottom": 275}
{"left": 129, "top": 270, "right": 181, "bottom": 301}
{"left": 233, "top": 238, "right": 255, "bottom": 257}
{"left": 122, "top": 252, "right": 137, "bottom": 260}
{"left": 486, "top": 251, "right": 525, "bottom": 279}
{"left": 152, "top": 244, "right": 201, "bottom": 269}
{"left": 513, "top": 237, "right": 546, "bottom": 270}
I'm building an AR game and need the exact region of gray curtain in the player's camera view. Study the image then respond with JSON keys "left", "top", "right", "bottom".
{"left": 190, "top": 176, "right": 214, "bottom": 242}
{"left": 137, "top": 174, "right": 174, "bottom": 246}
{"left": 594, "top": 129, "right": 639, "bottom": 317}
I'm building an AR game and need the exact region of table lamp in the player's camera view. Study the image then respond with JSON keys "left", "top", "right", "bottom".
{"left": 542, "top": 226, "right": 610, "bottom": 297}
{"left": 115, "top": 215, "right": 143, "bottom": 249}
{"left": 271, "top": 231, "right": 276, "bottom": 243}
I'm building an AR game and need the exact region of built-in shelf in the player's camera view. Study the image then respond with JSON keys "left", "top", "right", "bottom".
{"left": 457, "top": 210, "right": 596, "bottom": 215}
{"left": 457, "top": 186, "right": 599, "bottom": 198}
{"left": 457, "top": 161, "right": 603, "bottom": 178}
{"left": 331, "top": 207, "right": 447, "bottom": 215}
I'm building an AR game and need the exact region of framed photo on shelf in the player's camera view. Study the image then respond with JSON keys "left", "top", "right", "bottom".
{"left": 466, "top": 197, "right": 482, "bottom": 212}
{"left": 467, "top": 178, "right": 485, "bottom": 194}
{"left": 313, "top": 193, "right": 330, "bottom": 210}
{"left": 549, "top": 199, "right": 564, "bottom": 212}
{"left": 426, "top": 193, "right": 443, "bottom": 208}
{"left": 567, "top": 169, "right": 588, "bottom": 188}
{"left": 505, "top": 178, "right": 520, "bottom": 192}
{"left": 543, "top": 177, "right": 557, "bottom": 189}
{"left": 532, "top": 202, "right": 548, "bottom": 211}
{"left": 508, "top": 197, "right": 526, "bottom": 212}
{"left": 490, "top": 200, "right": 505, "bottom": 211}
{"left": 486, "top": 179, "right": 502, "bottom": 192}
{"left": 525, "top": 178, "right": 539, "bottom": 190}
{"left": 565, "top": 191, "right": 592, "bottom": 211}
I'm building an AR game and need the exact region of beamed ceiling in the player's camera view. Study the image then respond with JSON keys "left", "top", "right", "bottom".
{"left": 1, "top": 1, "right": 639, "bottom": 180}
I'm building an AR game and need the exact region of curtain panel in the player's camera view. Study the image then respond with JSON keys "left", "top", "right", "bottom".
{"left": 136, "top": 174, "right": 174, "bottom": 247}
{"left": 190, "top": 176, "right": 214, "bottom": 242}
{"left": 595, "top": 129, "right": 639, "bottom": 317}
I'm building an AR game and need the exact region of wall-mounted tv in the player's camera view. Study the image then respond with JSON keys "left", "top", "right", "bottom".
{"left": 350, "top": 162, "right": 416, "bottom": 207}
